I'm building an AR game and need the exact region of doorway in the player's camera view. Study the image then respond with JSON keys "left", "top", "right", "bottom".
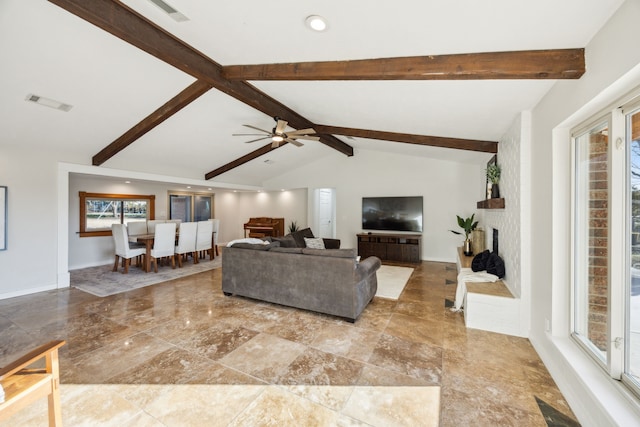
{"left": 314, "top": 188, "right": 335, "bottom": 238}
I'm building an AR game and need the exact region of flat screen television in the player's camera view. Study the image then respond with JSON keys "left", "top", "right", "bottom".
{"left": 362, "top": 196, "right": 423, "bottom": 233}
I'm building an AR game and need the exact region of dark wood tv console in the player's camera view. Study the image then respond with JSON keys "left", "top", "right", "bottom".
{"left": 357, "top": 233, "right": 422, "bottom": 263}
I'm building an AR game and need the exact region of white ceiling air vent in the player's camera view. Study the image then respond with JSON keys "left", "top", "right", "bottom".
{"left": 147, "top": 0, "right": 189, "bottom": 22}
{"left": 25, "top": 94, "right": 73, "bottom": 112}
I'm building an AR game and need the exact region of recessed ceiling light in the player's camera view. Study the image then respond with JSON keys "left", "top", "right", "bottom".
{"left": 207, "top": 188, "right": 212, "bottom": 191}
{"left": 187, "top": 186, "right": 191, "bottom": 189}
{"left": 305, "top": 15, "right": 328, "bottom": 32}
{"left": 125, "top": 181, "right": 131, "bottom": 184}
{"left": 25, "top": 94, "right": 73, "bottom": 112}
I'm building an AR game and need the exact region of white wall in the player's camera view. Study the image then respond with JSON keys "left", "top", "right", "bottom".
{"left": 529, "top": 0, "right": 640, "bottom": 424}
{"left": 479, "top": 111, "right": 532, "bottom": 337}
{"left": 265, "top": 148, "right": 488, "bottom": 261}
{"left": 481, "top": 113, "right": 525, "bottom": 297}
{"left": 213, "top": 189, "right": 307, "bottom": 245}
{"left": 0, "top": 146, "right": 84, "bottom": 298}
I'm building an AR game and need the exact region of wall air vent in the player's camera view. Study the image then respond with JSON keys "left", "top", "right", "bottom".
{"left": 25, "top": 94, "right": 73, "bottom": 112}
{"left": 147, "top": 0, "right": 189, "bottom": 22}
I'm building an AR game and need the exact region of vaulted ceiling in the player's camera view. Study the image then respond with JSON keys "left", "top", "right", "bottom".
{"left": 0, "top": 0, "right": 624, "bottom": 187}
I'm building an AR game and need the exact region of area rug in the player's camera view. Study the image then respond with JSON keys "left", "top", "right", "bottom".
{"left": 375, "top": 265, "right": 414, "bottom": 300}
{"left": 71, "top": 257, "right": 222, "bottom": 297}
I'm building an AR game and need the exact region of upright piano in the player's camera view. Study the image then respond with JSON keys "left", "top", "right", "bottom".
{"left": 243, "top": 217, "right": 285, "bottom": 238}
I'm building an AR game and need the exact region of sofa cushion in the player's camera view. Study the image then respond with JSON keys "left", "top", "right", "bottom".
{"left": 272, "top": 235, "right": 297, "bottom": 248}
{"left": 304, "top": 237, "right": 325, "bottom": 249}
{"left": 231, "top": 242, "right": 280, "bottom": 251}
{"left": 270, "top": 247, "right": 304, "bottom": 254}
{"left": 290, "top": 228, "right": 314, "bottom": 247}
{"left": 302, "top": 248, "right": 356, "bottom": 258}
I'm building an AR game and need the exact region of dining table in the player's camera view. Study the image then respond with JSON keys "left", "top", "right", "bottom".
{"left": 129, "top": 232, "right": 216, "bottom": 273}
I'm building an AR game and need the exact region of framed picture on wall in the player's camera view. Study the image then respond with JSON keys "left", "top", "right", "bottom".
{"left": 0, "top": 186, "right": 6, "bottom": 250}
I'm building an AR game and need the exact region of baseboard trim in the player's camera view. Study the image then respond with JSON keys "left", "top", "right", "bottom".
{"left": 530, "top": 331, "right": 640, "bottom": 426}
{"left": 0, "top": 283, "right": 59, "bottom": 300}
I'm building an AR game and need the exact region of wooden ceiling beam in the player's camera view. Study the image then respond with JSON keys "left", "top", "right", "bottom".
{"left": 222, "top": 49, "right": 585, "bottom": 81}
{"left": 92, "top": 79, "right": 213, "bottom": 166}
{"left": 205, "top": 142, "right": 287, "bottom": 180}
{"left": 48, "top": 0, "right": 353, "bottom": 168}
{"left": 314, "top": 125, "right": 498, "bottom": 153}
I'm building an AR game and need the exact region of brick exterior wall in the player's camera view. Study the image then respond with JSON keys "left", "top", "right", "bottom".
{"left": 588, "top": 133, "right": 608, "bottom": 351}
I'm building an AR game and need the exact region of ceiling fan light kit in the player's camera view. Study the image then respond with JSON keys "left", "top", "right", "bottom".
{"left": 234, "top": 117, "right": 319, "bottom": 148}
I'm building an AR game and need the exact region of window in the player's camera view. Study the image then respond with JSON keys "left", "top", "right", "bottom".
{"left": 168, "top": 192, "right": 213, "bottom": 222}
{"left": 571, "top": 90, "right": 640, "bottom": 399}
{"left": 624, "top": 102, "right": 640, "bottom": 393}
{"left": 79, "top": 192, "right": 155, "bottom": 237}
{"left": 573, "top": 119, "right": 610, "bottom": 366}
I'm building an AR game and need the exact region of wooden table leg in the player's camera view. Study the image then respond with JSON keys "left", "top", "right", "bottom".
{"left": 144, "top": 240, "right": 152, "bottom": 273}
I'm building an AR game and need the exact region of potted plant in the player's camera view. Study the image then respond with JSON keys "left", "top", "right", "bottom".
{"left": 486, "top": 163, "right": 501, "bottom": 198}
{"left": 450, "top": 214, "right": 478, "bottom": 256}
{"left": 288, "top": 220, "right": 300, "bottom": 234}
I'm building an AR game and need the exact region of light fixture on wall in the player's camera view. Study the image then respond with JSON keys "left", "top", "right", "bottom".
{"left": 305, "top": 15, "right": 328, "bottom": 32}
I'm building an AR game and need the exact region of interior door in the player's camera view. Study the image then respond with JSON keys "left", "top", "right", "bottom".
{"left": 317, "top": 188, "right": 334, "bottom": 238}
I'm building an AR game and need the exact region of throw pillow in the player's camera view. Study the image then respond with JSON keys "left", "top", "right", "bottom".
{"left": 290, "top": 228, "right": 314, "bottom": 247}
{"left": 322, "top": 238, "right": 341, "bottom": 249}
{"left": 471, "top": 250, "right": 491, "bottom": 272}
{"left": 272, "top": 235, "right": 297, "bottom": 248}
{"left": 486, "top": 252, "right": 506, "bottom": 278}
{"left": 304, "top": 237, "right": 325, "bottom": 249}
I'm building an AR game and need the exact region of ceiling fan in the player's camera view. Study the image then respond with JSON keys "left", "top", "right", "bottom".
{"left": 233, "top": 116, "right": 320, "bottom": 148}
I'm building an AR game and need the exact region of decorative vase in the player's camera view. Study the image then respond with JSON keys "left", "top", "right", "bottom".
{"left": 486, "top": 182, "right": 492, "bottom": 200}
{"left": 463, "top": 238, "right": 473, "bottom": 256}
{"left": 491, "top": 183, "right": 500, "bottom": 198}
{"left": 471, "top": 228, "right": 485, "bottom": 255}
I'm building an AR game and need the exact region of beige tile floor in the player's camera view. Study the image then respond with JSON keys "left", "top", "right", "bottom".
{"left": 0, "top": 261, "right": 578, "bottom": 426}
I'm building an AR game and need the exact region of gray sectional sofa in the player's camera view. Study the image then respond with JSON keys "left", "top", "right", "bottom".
{"left": 222, "top": 240, "right": 381, "bottom": 322}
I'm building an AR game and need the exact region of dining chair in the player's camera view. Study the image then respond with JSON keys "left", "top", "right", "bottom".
{"left": 126, "top": 221, "right": 148, "bottom": 236}
{"left": 166, "top": 219, "right": 182, "bottom": 231}
{"left": 150, "top": 222, "right": 176, "bottom": 272}
{"left": 195, "top": 220, "right": 214, "bottom": 260}
{"left": 147, "top": 219, "right": 163, "bottom": 234}
{"left": 175, "top": 222, "right": 198, "bottom": 267}
{"left": 112, "top": 224, "right": 146, "bottom": 274}
{"left": 211, "top": 219, "right": 220, "bottom": 256}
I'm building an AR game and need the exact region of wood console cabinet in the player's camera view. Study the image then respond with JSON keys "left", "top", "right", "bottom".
{"left": 357, "top": 233, "right": 422, "bottom": 263}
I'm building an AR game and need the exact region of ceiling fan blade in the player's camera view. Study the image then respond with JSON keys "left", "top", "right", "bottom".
{"left": 271, "top": 139, "right": 282, "bottom": 148}
{"left": 233, "top": 133, "right": 268, "bottom": 136}
{"left": 243, "top": 124, "right": 272, "bottom": 134}
{"left": 275, "top": 119, "right": 288, "bottom": 135}
{"left": 291, "top": 135, "right": 320, "bottom": 141}
{"left": 244, "top": 136, "right": 271, "bottom": 143}
{"left": 285, "top": 138, "right": 304, "bottom": 147}
{"left": 287, "top": 128, "right": 316, "bottom": 136}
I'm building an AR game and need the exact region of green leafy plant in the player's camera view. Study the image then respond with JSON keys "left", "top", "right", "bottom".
{"left": 486, "top": 163, "right": 501, "bottom": 184}
{"left": 288, "top": 220, "right": 300, "bottom": 233}
{"left": 449, "top": 214, "right": 478, "bottom": 240}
